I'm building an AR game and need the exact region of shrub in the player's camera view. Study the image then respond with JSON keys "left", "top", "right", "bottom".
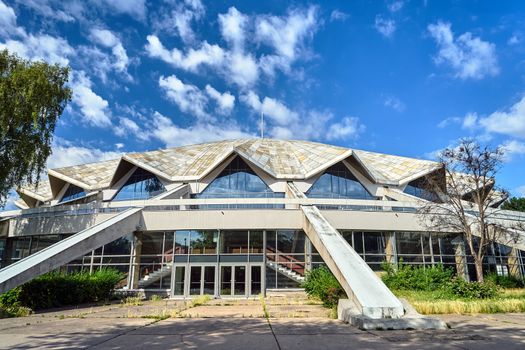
{"left": 485, "top": 273, "right": 524, "bottom": 289}
{"left": 381, "top": 261, "right": 453, "bottom": 291}
{"left": 302, "top": 266, "right": 345, "bottom": 308}
{"left": 381, "top": 262, "right": 500, "bottom": 299}
{"left": 447, "top": 278, "right": 499, "bottom": 299}
{"left": 0, "top": 268, "right": 124, "bottom": 311}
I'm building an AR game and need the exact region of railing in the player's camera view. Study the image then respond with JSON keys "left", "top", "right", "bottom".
{"left": 266, "top": 247, "right": 305, "bottom": 275}
{"left": 3, "top": 197, "right": 525, "bottom": 224}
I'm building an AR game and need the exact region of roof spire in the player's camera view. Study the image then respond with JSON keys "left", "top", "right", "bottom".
{"left": 260, "top": 111, "right": 264, "bottom": 139}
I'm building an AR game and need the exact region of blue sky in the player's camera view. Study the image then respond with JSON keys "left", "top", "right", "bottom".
{"left": 1, "top": 0, "right": 525, "bottom": 209}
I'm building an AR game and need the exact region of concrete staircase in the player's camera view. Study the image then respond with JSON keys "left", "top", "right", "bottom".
{"left": 138, "top": 264, "right": 172, "bottom": 288}
{"left": 266, "top": 261, "right": 305, "bottom": 284}
{"left": 0, "top": 207, "right": 143, "bottom": 294}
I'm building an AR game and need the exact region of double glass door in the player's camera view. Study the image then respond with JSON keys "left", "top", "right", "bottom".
{"left": 220, "top": 265, "right": 262, "bottom": 297}
{"left": 171, "top": 263, "right": 262, "bottom": 298}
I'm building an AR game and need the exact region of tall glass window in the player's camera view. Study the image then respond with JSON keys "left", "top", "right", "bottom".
{"left": 404, "top": 177, "right": 438, "bottom": 201}
{"left": 60, "top": 184, "right": 86, "bottom": 203}
{"left": 195, "top": 157, "right": 283, "bottom": 198}
{"left": 190, "top": 230, "right": 218, "bottom": 254}
{"left": 113, "top": 168, "right": 165, "bottom": 201}
{"left": 307, "top": 163, "right": 374, "bottom": 199}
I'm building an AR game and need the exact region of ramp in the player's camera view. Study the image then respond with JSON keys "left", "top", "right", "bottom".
{"left": 0, "top": 207, "right": 143, "bottom": 294}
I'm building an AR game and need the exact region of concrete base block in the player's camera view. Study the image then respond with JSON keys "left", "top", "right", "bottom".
{"left": 338, "top": 299, "right": 448, "bottom": 330}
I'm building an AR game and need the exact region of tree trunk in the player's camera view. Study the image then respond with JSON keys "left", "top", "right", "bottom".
{"left": 474, "top": 257, "right": 484, "bottom": 283}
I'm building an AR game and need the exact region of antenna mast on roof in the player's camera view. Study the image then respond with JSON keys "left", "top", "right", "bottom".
{"left": 260, "top": 111, "right": 264, "bottom": 139}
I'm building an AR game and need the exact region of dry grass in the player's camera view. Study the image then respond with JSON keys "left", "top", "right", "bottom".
{"left": 399, "top": 288, "right": 525, "bottom": 315}
{"left": 412, "top": 299, "right": 525, "bottom": 315}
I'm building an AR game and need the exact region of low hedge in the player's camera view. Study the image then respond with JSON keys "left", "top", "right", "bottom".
{"left": 0, "top": 268, "right": 124, "bottom": 311}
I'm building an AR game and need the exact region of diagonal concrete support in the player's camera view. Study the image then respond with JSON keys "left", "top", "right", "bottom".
{"left": 301, "top": 205, "right": 404, "bottom": 319}
{"left": 0, "top": 207, "right": 143, "bottom": 294}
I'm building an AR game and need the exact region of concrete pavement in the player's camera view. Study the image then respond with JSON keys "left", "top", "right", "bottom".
{"left": 0, "top": 297, "right": 524, "bottom": 349}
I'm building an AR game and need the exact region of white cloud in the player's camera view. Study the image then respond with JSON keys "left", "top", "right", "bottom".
{"left": 145, "top": 35, "right": 226, "bottom": 72}
{"left": 205, "top": 85, "right": 235, "bottom": 115}
{"left": 153, "top": 0, "right": 205, "bottom": 43}
{"left": 462, "top": 112, "right": 478, "bottom": 129}
{"left": 159, "top": 75, "right": 209, "bottom": 119}
{"left": 71, "top": 71, "right": 112, "bottom": 127}
{"left": 329, "top": 10, "right": 349, "bottom": 22}
{"left": 428, "top": 21, "right": 499, "bottom": 80}
{"left": 95, "top": 0, "right": 147, "bottom": 20}
{"left": 479, "top": 95, "right": 525, "bottom": 139}
{"left": 115, "top": 117, "right": 142, "bottom": 138}
{"left": 47, "top": 139, "right": 122, "bottom": 169}
{"left": 241, "top": 91, "right": 298, "bottom": 126}
{"left": 228, "top": 52, "right": 259, "bottom": 87}
{"left": 218, "top": 7, "right": 248, "bottom": 50}
{"left": 149, "top": 112, "right": 252, "bottom": 147}
{"left": 383, "top": 95, "right": 405, "bottom": 112}
{"left": 89, "top": 28, "right": 130, "bottom": 75}
{"left": 0, "top": 33, "right": 73, "bottom": 66}
{"left": 256, "top": 6, "right": 317, "bottom": 60}
{"left": 14, "top": 0, "right": 76, "bottom": 23}
{"left": 240, "top": 91, "right": 364, "bottom": 141}
{"left": 147, "top": 6, "right": 319, "bottom": 87}
{"left": 374, "top": 15, "right": 396, "bottom": 38}
{"left": 501, "top": 140, "right": 525, "bottom": 160}
{"left": 0, "top": 0, "right": 18, "bottom": 37}
{"left": 327, "top": 116, "right": 365, "bottom": 141}
{"left": 508, "top": 34, "right": 521, "bottom": 46}
{"left": 516, "top": 185, "right": 525, "bottom": 197}
{"left": 388, "top": 1, "right": 404, "bottom": 13}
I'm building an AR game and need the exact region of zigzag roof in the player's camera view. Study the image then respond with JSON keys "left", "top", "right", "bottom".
{"left": 19, "top": 139, "right": 442, "bottom": 202}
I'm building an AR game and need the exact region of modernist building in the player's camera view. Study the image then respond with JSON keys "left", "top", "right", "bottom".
{"left": 0, "top": 139, "right": 524, "bottom": 315}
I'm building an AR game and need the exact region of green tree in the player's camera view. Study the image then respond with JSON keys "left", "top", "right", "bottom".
{"left": 502, "top": 197, "right": 525, "bottom": 212}
{"left": 0, "top": 50, "right": 71, "bottom": 205}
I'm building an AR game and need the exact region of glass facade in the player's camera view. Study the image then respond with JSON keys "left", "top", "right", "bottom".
{"left": 60, "top": 184, "right": 86, "bottom": 203}
{"left": 404, "top": 177, "right": 438, "bottom": 201}
{"left": 113, "top": 168, "right": 165, "bottom": 201}
{"left": 307, "top": 162, "right": 375, "bottom": 199}
{"left": 195, "top": 157, "right": 284, "bottom": 199}
{"left": 5, "top": 228, "right": 523, "bottom": 295}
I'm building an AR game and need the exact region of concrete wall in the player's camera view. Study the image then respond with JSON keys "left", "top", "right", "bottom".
{"left": 8, "top": 213, "right": 118, "bottom": 237}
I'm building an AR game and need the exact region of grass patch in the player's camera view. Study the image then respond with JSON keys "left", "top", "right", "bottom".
{"left": 189, "top": 295, "right": 211, "bottom": 308}
{"left": 0, "top": 305, "right": 32, "bottom": 318}
{"left": 259, "top": 294, "right": 270, "bottom": 319}
{"left": 149, "top": 295, "right": 163, "bottom": 302}
{"left": 121, "top": 297, "right": 143, "bottom": 306}
{"left": 142, "top": 313, "right": 170, "bottom": 321}
{"left": 395, "top": 288, "right": 525, "bottom": 314}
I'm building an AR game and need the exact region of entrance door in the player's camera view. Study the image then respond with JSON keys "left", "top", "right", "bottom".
{"left": 172, "top": 265, "right": 185, "bottom": 296}
{"left": 172, "top": 264, "right": 216, "bottom": 297}
{"left": 219, "top": 264, "right": 262, "bottom": 297}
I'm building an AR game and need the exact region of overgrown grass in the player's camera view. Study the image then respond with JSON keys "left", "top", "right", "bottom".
{"left": 383, "top": 262, "right": 525, "bottom": 314}
{"left": 396, "top": 289, "right": 525, "bottom": 314}
{"left": 190, "top": 295, "right": 211, "bottom": 308}
{"left": 121, "top": 297, "right": 143, "bottom": 306}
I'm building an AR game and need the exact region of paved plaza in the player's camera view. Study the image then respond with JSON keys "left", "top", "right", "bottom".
{"left": 0, "top": 294, "right": 524, "bottom": 349}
